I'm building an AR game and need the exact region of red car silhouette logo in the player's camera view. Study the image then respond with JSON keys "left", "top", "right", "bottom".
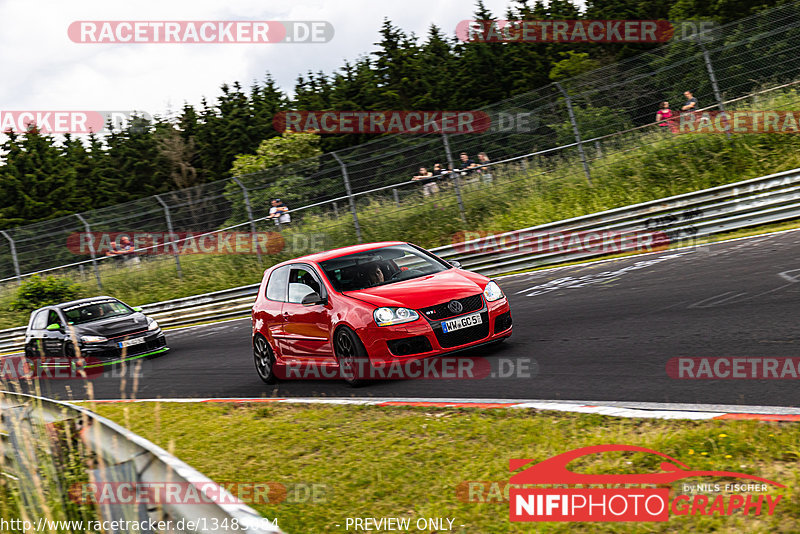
{"left": 510, "top": 444, "right": 784, "bottom": 487}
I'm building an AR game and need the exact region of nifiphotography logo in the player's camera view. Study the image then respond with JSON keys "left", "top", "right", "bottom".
{"left": 509, "top": 445, "right": 784, "bottom": 522}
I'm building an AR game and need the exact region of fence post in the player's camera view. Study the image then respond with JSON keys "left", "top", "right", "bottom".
{"left": 0, "top": 230, "right": 21, "bottom": 286}
{"left": 441, "top": 133, "right": 467, "bottom": 224}
{"left": 699, "top": 41, "right": 732, "bottom": 140}
{"left": 75, "top": 214, "right": 102, "bottom": 290}
{"left": 555, "top": 82, "right": 592, "bottom": 185}
{"left": 332, "top": 152, "right": 362, "bottom": 243}
{"left": 231, "top": 177, "right": 263, "bottom": 266}
{"left": 392, "top": 188, "right": 400, "bottom": 206}
{"left": 154, "top": 194, "right": 183, "bottom": 279}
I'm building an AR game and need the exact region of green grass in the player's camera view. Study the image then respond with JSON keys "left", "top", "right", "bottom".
{"left": 0, "top": 390, "right": 100, "bottom": 534}
{"left": 3, "top": 87, "right": 800, "bottom": 329}
{"left": 86, "top": 402, "right": 800, "bottom": 533}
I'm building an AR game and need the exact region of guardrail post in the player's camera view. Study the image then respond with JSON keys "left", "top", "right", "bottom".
{"left": 555, "top": 82, "right": 592, "bottom": 185}
{"left": 699, "top": 41, "right": 732, "bottom": 140}
{"left": 393, "top": 188, "right": 400, "bottom": 206}
{"left": 155, "top": 194, "right": 183, "bottom": 279}
{"left": 0, "top": 230, "right": 22, "bottom": 286}
{"left": 441, "top": 133, "right": 467, "bottom": 224}
{"left": 231, "top": 177, "right": 263, "bottom": 266}
{"left": 332, "top": 152, "right": 362, "bottom": 243}
{"left": 75, "top": 214, "right": 102, "bottom": 290}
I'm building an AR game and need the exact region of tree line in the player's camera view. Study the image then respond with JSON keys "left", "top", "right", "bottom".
{"left": 0, "top": 0, "right": 789, "bottom": 230}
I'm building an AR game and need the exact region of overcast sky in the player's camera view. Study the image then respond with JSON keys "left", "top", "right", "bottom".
{"left": 0, "top": 0, "right": 543, "bottom": 120}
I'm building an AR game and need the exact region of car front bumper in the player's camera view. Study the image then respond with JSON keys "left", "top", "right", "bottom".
{"left": 77, "top": 331, "right": 168, "bottom": 362}
{"left": 360, "top": 297, "right": 512, "bottom": 366}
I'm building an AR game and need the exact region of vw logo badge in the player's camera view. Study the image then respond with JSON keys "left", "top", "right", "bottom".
{"left": 447, "top": 300, "right": 463, "bottom": 314}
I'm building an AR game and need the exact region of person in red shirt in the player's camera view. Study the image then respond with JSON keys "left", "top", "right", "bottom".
{"left": 655, "top": 101, "right": 677, "bottom": 133}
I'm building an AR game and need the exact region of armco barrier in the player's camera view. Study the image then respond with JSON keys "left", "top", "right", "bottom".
{"left": 0, "top": 391, "right": 283, "bottom": 534}
{"left": 2, "top": 167, "right": 800, "bottom": 354}
{"left": 0, "top": 285, "right": 261, "bottom": 354}
{"left": 431, "top": 167, "right": 800, "bottom": 275}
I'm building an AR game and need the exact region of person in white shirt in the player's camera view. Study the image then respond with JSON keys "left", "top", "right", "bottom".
{"left": 267, "top": 198, "right": 291, "bottom": 225}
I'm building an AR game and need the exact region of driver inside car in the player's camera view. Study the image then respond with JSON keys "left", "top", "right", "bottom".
{"left": 365, "top": 262, "right": 385, "bottom": 286}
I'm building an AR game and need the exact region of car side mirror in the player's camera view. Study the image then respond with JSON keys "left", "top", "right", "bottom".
{"left": 301, "top": 292, "right": 326, "bottom": 306}
{"left": 449, "top": 260, "right": 462, "bottom": 269}
{"left": 46, "top": 323, "right": 62, "bottom": 331}
{"left": 132, "top": 306, "right": 143, "bottom": 312}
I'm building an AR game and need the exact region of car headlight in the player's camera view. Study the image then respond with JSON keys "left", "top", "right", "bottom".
{"left": 483, "top": 281, "right": 504, "bottom": 302}
{"left": 148, "top": 319, "right": 160, "bottom": 331}
{"left": 80, "top": 335, "right": 108, "bottom": 343}
{"left": 374, "top": 307, "right": 420, "bottom": 327}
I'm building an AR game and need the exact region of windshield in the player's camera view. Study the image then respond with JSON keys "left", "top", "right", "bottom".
{"left": 319, "top": 244, "right": 450, "bottom": 292}
{"left": 61, "top": 299, "right": 134, "bottom": 325}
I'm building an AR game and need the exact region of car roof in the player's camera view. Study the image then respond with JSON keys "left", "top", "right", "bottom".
{"left": 32, "top": 296, "right": 121, "bottom": 313}
{"left": 279, "top": 241, "right": 409, "bottom": 265}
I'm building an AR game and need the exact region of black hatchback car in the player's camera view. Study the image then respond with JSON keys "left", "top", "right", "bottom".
{"left": 24, "top": 296, "right": 168, "bottom": 362}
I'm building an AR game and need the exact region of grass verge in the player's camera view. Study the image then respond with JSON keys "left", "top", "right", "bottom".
{"left": 88, "top": 402, "right": 800, "bottom": 533}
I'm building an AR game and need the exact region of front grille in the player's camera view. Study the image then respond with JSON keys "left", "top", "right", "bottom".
{"left": 433, "top": 312, "right": 490, "bottom": 348}
{"left": 387, "top": 336, "right": 433, "bottom": 356}
{"left": 93, "top": 335, "right": 166, "bottom": 359}
{"left": 421, "top": 294, "right": 484, "bottom": 321}
{"left": 494, "top": 311, "right": 512, "bottom": 333}
{"left": 106, "top": 328, "right": 149, "bottom": 340}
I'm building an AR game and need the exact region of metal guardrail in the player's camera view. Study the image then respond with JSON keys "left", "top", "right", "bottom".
{"left": 0, "top": 285, "right": 261, "bottom": 354}
{"left": 430, "top": 167, "right": 800, "bottom": 276}
{"left": 0, "top": 391, "right": 283, "bottom": 534}
{"left": 2, "top": 166, "right": 799, "bottom": 353}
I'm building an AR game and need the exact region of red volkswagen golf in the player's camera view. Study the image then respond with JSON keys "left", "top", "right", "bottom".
{"left": 251, "top": 241, "right": 512, "bottom": 385}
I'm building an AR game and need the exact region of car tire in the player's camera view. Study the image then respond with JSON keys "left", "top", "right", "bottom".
{"left": 253, "top": 335, "right": 277, "bottom": 384}
{"left": 25, "top": 342, "right": 38, "bottom": 360}
{"left": 334, "top": 326, "right": 370, "bottom": 387}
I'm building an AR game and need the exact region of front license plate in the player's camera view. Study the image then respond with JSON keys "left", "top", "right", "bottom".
{"left": 441, "top": 312, "right": 482, "bottom": 333}
{"left": 118, "top": 337, "right": 146, "bottom": 348}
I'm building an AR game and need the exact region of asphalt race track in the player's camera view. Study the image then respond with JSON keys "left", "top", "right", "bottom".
{"left": 16, "top": 229, "right": 800, "bottom": 407}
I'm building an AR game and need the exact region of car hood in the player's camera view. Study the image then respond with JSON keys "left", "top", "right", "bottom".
{"left": 344, "top": 269, "right": 487, "bottom": 309}
{"left": 72, "top": 313, "right": 150, "bottom": 337}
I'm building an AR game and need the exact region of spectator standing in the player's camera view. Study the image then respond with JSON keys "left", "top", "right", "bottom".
{"left": 412, "top": 166, "right": 439, "bottom": 197}
{"left": 267, "top": 198, "right": 291, "bottom": 226}
{"left": 655, "top": 101, "right": 677, "bottom": 133}
{"left": 105, "top": 235, "right": 137, "bottom": 264}
{"left": 477, "top": 152, "right": 493, "bottom": 183}
{"left": 681, "top": 91, "right": 698, "bottom": 113}
{"left": 457, "top": 152, "right": 478, "bottom": 182}
{"left": 458, "top": 152, "right": 477, "bottom": 172}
